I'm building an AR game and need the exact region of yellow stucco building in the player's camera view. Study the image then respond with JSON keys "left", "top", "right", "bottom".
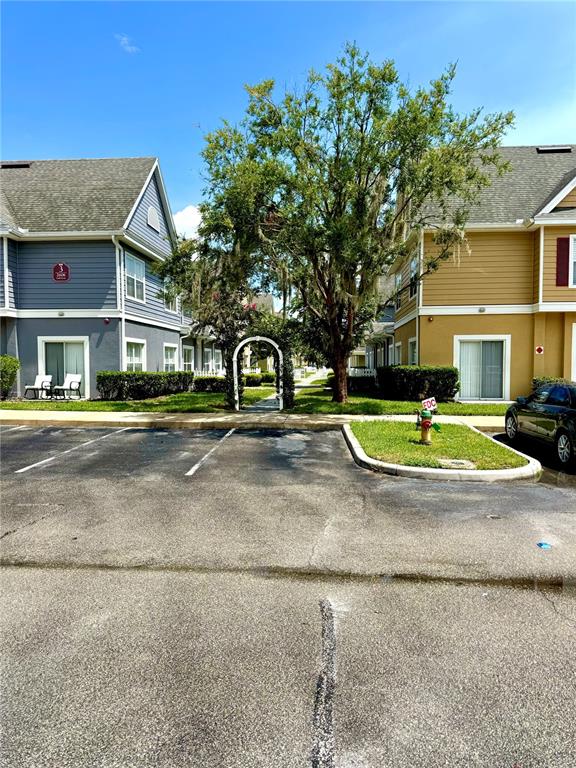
{"left": 386, "top": 145, "right": 576, "bottom": 400}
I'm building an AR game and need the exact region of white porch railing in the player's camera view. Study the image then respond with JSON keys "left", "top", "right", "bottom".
{"left": 347, "top": 367, "right": 376, "bottom": 378}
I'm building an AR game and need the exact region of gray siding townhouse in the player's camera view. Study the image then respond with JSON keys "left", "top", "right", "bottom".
{"left": 0, "top": 157, "right": 222, "bottom": 398}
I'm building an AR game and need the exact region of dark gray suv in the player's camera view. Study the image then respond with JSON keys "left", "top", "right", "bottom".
{"left": 505, "top": 383, "right": 576, "bottom": 468}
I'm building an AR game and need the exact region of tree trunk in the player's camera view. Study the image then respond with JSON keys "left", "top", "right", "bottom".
{"left": 332, "top": 352, "right": 348, "bottom": 403}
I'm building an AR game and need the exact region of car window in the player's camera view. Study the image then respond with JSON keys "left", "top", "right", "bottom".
{"left": 531, "top": 386, "right": 551, "bottom": 404}
{"left": 547, "top": 386, "right": 571, "bottom": 407}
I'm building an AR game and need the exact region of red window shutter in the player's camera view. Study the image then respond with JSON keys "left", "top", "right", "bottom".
{"left": 556, "top": 238, "right": 570, "bottom": 286}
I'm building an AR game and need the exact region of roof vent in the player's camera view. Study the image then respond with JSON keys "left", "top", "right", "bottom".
{"left": 536, "top": 146, "right": 572, "bottom": 154}
{"left": 0, "top": 161, "right": 31, "bottom": 168}
{"left": 147, "top": 205, "right": 160, "bottom": 232}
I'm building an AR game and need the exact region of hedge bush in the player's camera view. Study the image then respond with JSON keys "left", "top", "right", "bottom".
{"left": 260, "top": 371, "right": 276, "bottom": 384}
{"left": 244, "top": 373, "right": 263, "bottom": 387}
{"left": 0, "top": 354, "right": 20, "bottom": 399}
{"left": 377, "top": 366, "right": 459, "bottom": 402}
{"left": 96, "top": 371, "right": 195, "bottom": 400}
{"left": 532, "top": 376, "right": 574, "bottom": 391}
{"left": 193, "top": 375, "right": 227, "bottom": 393}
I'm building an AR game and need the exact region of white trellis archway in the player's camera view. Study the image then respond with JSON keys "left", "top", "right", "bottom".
{"left": 232, "top": 336, "right": 284, "bottom": 411}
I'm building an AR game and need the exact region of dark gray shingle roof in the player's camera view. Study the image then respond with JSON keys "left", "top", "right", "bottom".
{"left": 0, "top": 157, "right": 156, "bottom": 232}
{"left": 453, "top": 145, "right": 576, "bottom": 223}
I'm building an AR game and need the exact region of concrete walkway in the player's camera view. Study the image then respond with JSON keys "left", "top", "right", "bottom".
{"left": 0, "top": 408, "right": 504, "bottom": 432}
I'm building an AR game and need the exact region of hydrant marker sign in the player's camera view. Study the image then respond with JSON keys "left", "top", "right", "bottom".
{"left": 421, "top": 396, "right": 437, "bottom": 411}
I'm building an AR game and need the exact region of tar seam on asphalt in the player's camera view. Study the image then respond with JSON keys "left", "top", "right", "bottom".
{"left": 311, "top": 598, "right": 336, "bottom": 768}
{"left": 0, "top": 560, "right": 571, "bottom": 594}
{"left": 13, "top": 427, "right": 133, "bottom": 474}
{"left": 185, "top": 428, "right": 235, "bottom": 476}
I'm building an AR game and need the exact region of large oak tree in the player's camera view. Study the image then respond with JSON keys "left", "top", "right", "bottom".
{"left": 163, "top": 45, "right": 513, "bottom": 402}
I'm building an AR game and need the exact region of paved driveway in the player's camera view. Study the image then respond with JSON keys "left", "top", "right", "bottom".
{"left": 1, "top": 425, "right": 576, "bottom": 767}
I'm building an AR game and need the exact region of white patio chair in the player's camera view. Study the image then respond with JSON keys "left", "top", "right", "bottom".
{"left": 52, "top": 373, "right": 82, "bottom": 400}
{"left": 24, "top": 374, "right": 52, "bottom": 400}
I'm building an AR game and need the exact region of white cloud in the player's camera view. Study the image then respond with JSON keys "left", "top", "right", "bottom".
{"left": 115, "top": 33, "right": 139, "bottom": 54}
{"left": 173, "top": 204, "right": 201, "bottom": 239}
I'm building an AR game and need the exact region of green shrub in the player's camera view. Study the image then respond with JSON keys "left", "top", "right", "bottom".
{"left": 532, "top": 376, "right": 573, "bottom": 391}
{"left": 193, "top": 375, "right": 227, "bottom": 393}
{"left": 377, "top": 366, "right": 459, "bottom": 402}
{"left": 260, "top": 371, "right": 276, "bottom": 384}
{"left": 244, "top": 373, "right": 263, "bottom": 387}
{"left": 0, "top": 355, "right": 20, "bottom": 399}
{"left": 96, "top": 371, "right": 195, "bottom": 400}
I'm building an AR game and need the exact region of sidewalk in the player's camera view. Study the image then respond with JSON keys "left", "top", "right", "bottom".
{"left": 0, "top": 408, "right": 505, "bottom": 432}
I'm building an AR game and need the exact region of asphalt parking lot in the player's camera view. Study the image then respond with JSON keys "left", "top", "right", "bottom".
{"left": 1, "top": 424, "right": 576, "bottom": 767}
{"left": 494, "top": 432, "right": 576, "bottom": 489}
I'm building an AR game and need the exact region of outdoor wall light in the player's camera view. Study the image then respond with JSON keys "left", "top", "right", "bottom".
{"left": 104, "top": 317, "right": 111, "bottom": 324}
{"left": 428, "top": 317, "right": 433, "bottom": 322}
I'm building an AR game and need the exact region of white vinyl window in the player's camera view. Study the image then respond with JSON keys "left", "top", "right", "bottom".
{"left": 214, "top": 349, "right": 223, "bottom": 372}
{"left": 394, "top": 273, "right": 402, "bottom": 309}
{"left": 203, "top": 346, "right": 214, "bottom": 372}
{"left": 395, "top": 342, "right": 402, "bottom": 365}
{"left": 408, "top": 338, "right": 417, "bottom": 365}
{"left": 125, "top": 253, "right": 145, "bottom": 302}
{"left": 163, "top": 344, "right": 178, "bottom": 372}
{"left": 182, "top": 346, "right": 194, "bottom": 371}
{"left": 570, "top": 235, "right": 576, "bottom": 287}
{"left": 126, "top": 340, "right": 146, "bottom": 372}
{"left": 164, "top": 284, "right": 177, "bottom": 313}
{"left": 409, "top": 257, "right": 418, "bottom": 299}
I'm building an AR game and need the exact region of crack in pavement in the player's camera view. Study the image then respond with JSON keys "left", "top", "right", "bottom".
{"left": 311, "top": 598, "right": 336, "bottom": 768}
{"left": 0, "top": 515, "right": 51, "bottom": 541}
{"left": 535, "top": 586, "right": 576, "bottom": 627}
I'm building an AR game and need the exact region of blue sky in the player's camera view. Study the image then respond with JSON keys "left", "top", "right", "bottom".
{"left": 2, "top": 1, "right": 575, "bottom": 235}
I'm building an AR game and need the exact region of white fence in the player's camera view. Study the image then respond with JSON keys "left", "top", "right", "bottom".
{"left": 347, "top": 367, "right": 376, "bottom": 378}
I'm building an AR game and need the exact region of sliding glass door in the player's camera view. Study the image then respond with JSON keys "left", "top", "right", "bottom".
{"left": 44, "top": 341, "right": 85, "bottom": 396}
{"left": 459, "top": 340, "right": 504, "bottom": 399}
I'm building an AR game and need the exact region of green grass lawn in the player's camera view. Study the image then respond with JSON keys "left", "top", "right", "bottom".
{"left": 0, "top": 387, "right": 276, "bottom": 413}
{"left": 291, "top": 385, "right": 507, "bottom": 416}
{"left": 351, "top": 421, "right": 526, "bottom": 470}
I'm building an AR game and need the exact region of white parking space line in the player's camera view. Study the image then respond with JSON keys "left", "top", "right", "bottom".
{"left": 185, "top": 428, "right": 236, "bottom": 477}
{"left": 14, "top": 428, "right": 133, "bottom": 474}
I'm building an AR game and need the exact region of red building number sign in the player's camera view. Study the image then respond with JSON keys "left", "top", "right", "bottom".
{"left": 52, "top": 262, "right": 70, "bottom": 282}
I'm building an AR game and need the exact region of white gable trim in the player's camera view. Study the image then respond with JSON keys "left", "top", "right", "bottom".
{"left": 122, "top": 160, "right": 178, "bottom": 243}
{"left": 123, "top": 160, "right": 158, "bottom": 230}
{"left": 536, "top": 174, "right": 576, "bottom": 215}
{"left": 154, "top": 163, "right": 178, "bottom": 242}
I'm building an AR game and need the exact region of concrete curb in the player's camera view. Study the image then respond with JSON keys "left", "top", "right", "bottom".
{"left": 342, "top": 423, "right": 542, "bottom": 483}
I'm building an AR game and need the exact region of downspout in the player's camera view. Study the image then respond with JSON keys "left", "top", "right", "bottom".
{"left": 112, "top": 236, "right": 125, "bottom": 371}
{"left": 3, "top": 236, "right": 8, "bottom": 308}
{"left": 417, "top": 231, "right": 423, "bottom": 365}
